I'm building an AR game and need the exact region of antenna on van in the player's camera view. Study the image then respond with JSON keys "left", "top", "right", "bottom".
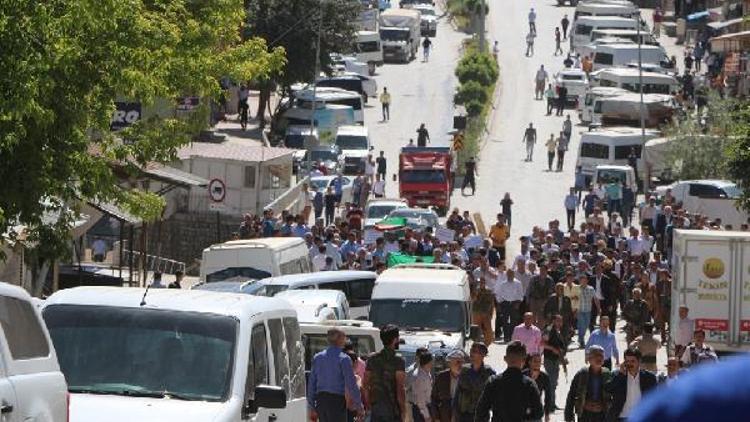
{"left": 140, "top": 284, "right": 151, "bottom": 307}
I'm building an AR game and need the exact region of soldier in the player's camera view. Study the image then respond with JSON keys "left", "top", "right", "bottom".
{"left": 430, "top": 350, "right": 465, "bottom": 421}
{"left": 455, "top": 343, "right": 495, "bottom": 421}
{"left": 363, "top": 324, "right": 407, "bottom": 422}
{"left": 472, "top": 277, "right": 495, "bottom": 345}
{"left": 623, "top": 288, "right": 651, "bottom": 344}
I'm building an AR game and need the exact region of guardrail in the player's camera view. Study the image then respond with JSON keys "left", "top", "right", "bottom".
{"left": 266, "top": 176, "right": 310, "bottom": 218}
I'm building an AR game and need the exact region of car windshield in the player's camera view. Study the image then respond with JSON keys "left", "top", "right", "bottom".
{"left": 367, "top": 205, "right": 401, "bottom": 219}
{"left": 336, "top": 135, "right": 368, "bottom": 150}
{"left": 43, "top": 305, "right": 237, "bottom": 402}
{"left": 722, "top": 184, "right": 743, "bottom": 199}
{"left": 302, "top": 333, "right": 376, "bottom": 370}
{"left": 206, "top": 267, "right": 272, "bottom": 283}
{"left": 400, "top": 170, "right": 446, "bottom": 183}
{"left": 380, "top": 29, "right": 410, "bottom": 41}
{"left": 369, "top": 299, "right": 465, "bottom": 332}
{"left": 310, "top": 150, "right": 338, "bottom": 162}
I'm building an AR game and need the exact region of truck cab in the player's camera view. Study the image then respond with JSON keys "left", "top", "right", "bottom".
{"left": 335, "top": 125, "right": 372, "bottom": 175}
{"left": 398, "top": 147, "right": 452, "bottom": 215}
{"left": 379, "top": 9, "right": 421, "bottom": 63}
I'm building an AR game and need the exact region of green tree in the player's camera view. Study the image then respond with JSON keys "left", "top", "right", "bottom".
{"left": 724, "top": 102, "right": 750, "bottom": 211}
{"left": 0, "top": 1, "right": 284, "bottom": 294}
{"left": 245, "top": 0, "right": 360, "bottom": 122}
{"left": 455, "top": 50, "right": 498, "bottom": 86}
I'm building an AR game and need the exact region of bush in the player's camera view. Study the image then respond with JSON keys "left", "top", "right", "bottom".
{"left": 455, "top": 50, "right": 498, "bottom": 86}
{"left": 454, "top": 80, "right": 488, "bottom": 106}
{"left": 465, "top": 99, "right": 484, "bottom": 116}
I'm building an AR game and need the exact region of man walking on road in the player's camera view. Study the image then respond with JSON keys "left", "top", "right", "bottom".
{"left": 545, "top": 84, "right": 556, "bottom": 115}
{"left": 462, "top": 157, "right": 477, "bottom": 195}
{"left": 307, "top": 328, "right": 364, "bottom": 422}
{"left": 565, "top": 187, "right": 579, "bottom": 231}
{"left": 380, "top": 87, "right": 391, "bottom": 121}
{"left": 535, "top": 65, "right": 548, "bottom": 99}
{"left": 605, "top": 348, "right": 657, "bottom": 421}
{"left": 556, "top": 131, "right": 569, "bottom": 172}
{"left": 475, "top": 341, "right": 544, "bottom": 422}
{"left": 363, "top": 324, "right": 407, "bottom": 422}
{"left": 456, "top": 343, "right": 495, "bottom": 422}
{"left": 523, "top": 123, "right": 537, "bottom": 161}
{"left": 585, "top": 316, "right": 619, "bottom": 370}
{"left": 528, "top": 8, "right": 537, "bottom": 34}
{"left": 376, "top": 150, "right": 387, "bottom": 181}
{"left": 564, "top": 345, "right": 611, "bottom": 422}
{"left": 556, "top": 85, "right": 568, "bottom": 116}
{"left": 562, "top": 115, "right": 572, "bottom": 141}
{"left": 422, "top": 36, "right": 432, "bottom": 62}
{"left": 545, "top": 134, "right": 557, "bottom": 171}
{"left": 526, "top": 31, "right": 536, "bottom": 57}
{"left": 512, "top": 312, "right": 543, "bottom": 355}
{"left": 555, "top": 27, "right": 563, "bottom": 55}
{"left": 416, "top": 123, "right": 430, "bottom": 147}
{"left": 561, "top": 14, "right": 570, "bottom": 39}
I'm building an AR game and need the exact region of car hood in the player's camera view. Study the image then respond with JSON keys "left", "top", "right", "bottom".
{"left": 341, "top": 150, "right": 369, "bottom": 158}
{"left": 70, "top": 393, "right": 234, "bottom": 422}
{"left": 399, "top": 330, "right": 464, "bottom": 351}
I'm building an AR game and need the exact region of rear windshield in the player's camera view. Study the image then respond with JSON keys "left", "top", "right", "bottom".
{"left": 358, "top": 41, "right": 380, "bottom": 52}
{"left": 594, "top": 53, "right": 614, "bottom": 65}
{"left": 580, "top": 142, "right": 609, "bottom": 159}
{"left": 303, "top": 333, "right": 376, "bottom": 370}
{"left": 400, "top": 170, "right": 446, "bottom": 183}
{"left": 336, "top": 135, "right": 368, "bottom": 150}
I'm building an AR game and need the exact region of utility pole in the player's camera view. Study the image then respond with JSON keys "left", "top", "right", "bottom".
{"left": 636, "top": 11, "right": 646, "bottom": 192}
{"left": 478, "top": 0, "right": 486, "bottom": 52}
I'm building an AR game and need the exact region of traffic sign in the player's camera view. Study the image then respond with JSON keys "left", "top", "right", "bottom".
{"left": 452, "top": 133, "right": 464, "bottom": 151}
{"left": 208, "top": 178, "right": 226, "bottom": 203}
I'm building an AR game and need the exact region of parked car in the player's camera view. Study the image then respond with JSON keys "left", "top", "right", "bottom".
{"left": 0, "top": 282, "right": 68, "bottom": 422}
{"left": 364, "top": 198, "right": 408, "bottom": 229}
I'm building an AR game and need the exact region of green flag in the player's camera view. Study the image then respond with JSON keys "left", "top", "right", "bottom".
{"left": 387, "top": 252, "right": 436, "bottom": 267}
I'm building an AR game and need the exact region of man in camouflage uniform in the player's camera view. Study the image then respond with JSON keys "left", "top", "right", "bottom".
{"left": 623, "top": 288, "right": 651, "bottom": 344}
{"left": 472, "top": 277, "right": 495, "bottom": 345}
{"left": 364, "top": 324, "right": 407, "bottom": 422}
{"left": 455, "top": 342, "right": 495, "bottom": 422}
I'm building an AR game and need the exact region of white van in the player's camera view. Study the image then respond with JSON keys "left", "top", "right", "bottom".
{"left": 592, "top": 164, "right": 637, "bottom": 192}
{"left": 590, "top": 92, "right": 675, "bottom": 127}
{"left": 200, "top": 238, "right": 312, "bottom": 282}
{"left": 573, "top": 1, "right": 638, "bottom": 20}
{"left": 369, "top": 264, "right": 473, "bottom": 367}
{"left": 590, "top": 28, "right": 658, "bottom": 45}
{"left": 335, "top": 125, "right": 372, "bottom": 175}
{"left": 593, "top": 67, "right": 679, "bottom": 94}
{"left": 42, "top": 287, "right": 305, "bottom": 422}
{"left": 278, "top": 104, "right": 356, "bottom": 144}
{"left": 578, "top": 86, "right": 630, "bottom": 124}
{"left": 576, "top": 127, "right": 660, "bottom": 184}
{"left": 295, "top": 87, "right": 365, "bottom": 124}
{"left": 572, "top": 16, "right": 643, "bottom": 51}
{"left": 355, "top": 30, "right": 384, "bottom": 75}
{"left": 659, "top": 180, "right": 747, "bottom": 227}
{"left": 275, "top": 289, "right": 350, "bottom": 322}
{"left": 257, "top": 271, "right": 378, "bottom": 319}
{"left": 592, "top": 44, "right": 669, "bottom": 71}
{"left": 0, "top": 282, "right": 68, "bottom": 422}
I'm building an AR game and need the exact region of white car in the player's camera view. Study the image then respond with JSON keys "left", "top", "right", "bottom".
{"left": 387, "top": 207, "right": 440, "bottom": 230}
{"left": 554, "top": 68, "right": 589, "bottom": 105}
{"left": 309, "top": 175, "right": 355, "bottom": 205}
{"left": 0, "top": 282, "right": 68, "bottom": 422}
{"left": 411, "top": 4, "right": 438, "bottom": 36}
{"left": 364, "top": 198, "right": 409, "bottom": 229}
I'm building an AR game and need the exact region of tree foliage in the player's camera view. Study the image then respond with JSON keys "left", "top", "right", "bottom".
{"left": 0, "top": 1, "right": 285, "bottom": 259}
{"left": 724, "top": 103, "right": 750, "bottom": 211}
{"left": 455, "top": 50, "right": 499, "bottom": 86}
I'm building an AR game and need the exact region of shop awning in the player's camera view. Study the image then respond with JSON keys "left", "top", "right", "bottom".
{"left": 710, "top": 30, "right": 750, "bottom": 53}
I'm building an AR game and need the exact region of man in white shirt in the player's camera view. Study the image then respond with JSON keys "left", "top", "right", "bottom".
{"left": 674, "top": 306, "right": 694, "bottom": 358}
{"left": 494, "top": 269, "right": 525, "bottom": 343}
{"left": 627, "top": 227, "right": 645, "bottom": 257}
{"left": 564, "top": 187, "right": 579, "bottom": 232}
{"left": 406, "top": 352, "right": 434, "bottom": 422}
{"left": 312, "top": 245, "right": 328, "bottom": 271}
{"left": 372, "top": 174, "right": 386, "bottom": 198}
{"left": 606, "top": 348, "right": 657, "bottom": 420}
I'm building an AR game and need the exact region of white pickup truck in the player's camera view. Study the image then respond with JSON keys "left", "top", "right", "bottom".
{"left": 0, "top": 282, "right": 68, "bottom": 422}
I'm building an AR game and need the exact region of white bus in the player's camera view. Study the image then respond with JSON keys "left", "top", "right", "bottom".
{"left": 572, "top": 16, "right": 644, "bottom": 51}
{"left": 593, "top": 67, "right": 679, "bottom": 94}
{"left": 592, "top": 44, "right": 670, "bottom": 71}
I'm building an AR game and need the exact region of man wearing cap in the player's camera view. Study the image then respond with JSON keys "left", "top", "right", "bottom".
{"left": 564, "top": 345, "right": 612, "bottom": 422}
{"left": 430, "top": 350, "right": 464, "bottom": 421}
{"left": 455, "top": 343, "right": 495, "bottom": 421}
{"left": 475, "top": 341, "right": 543, "bottom": 422}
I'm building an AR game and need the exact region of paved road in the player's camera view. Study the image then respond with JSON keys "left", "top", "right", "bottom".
{"left": 364, "top": 6, "right": 467, "bottom": 196}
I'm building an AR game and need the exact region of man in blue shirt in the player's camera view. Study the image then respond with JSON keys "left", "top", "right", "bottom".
{"left": 308, "top": 328, "right": 363, "bottom": 421}
{"left": 333, "top": 174, "right": 344, "bottom": 204}
{"left": 339, "top": 232, "right": 360, "bottom": 260}
{"left": 261, "top": 208, "right": 276, "bottom": 237}
{"left": 585, "top": 315, "right": 619, "bottom": 370}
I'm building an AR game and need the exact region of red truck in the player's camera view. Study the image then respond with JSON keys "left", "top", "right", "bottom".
{"left": 399, "top": 147, "right": 453, "bottom": 215}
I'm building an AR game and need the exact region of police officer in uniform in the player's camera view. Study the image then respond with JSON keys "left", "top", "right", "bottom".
{"left": 363, "top": 324, "right": 407, "bottom": 421}
{"left": 455, "top": 343, "right": 495, "bottom": 421}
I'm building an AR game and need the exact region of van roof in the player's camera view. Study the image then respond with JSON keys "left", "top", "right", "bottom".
{"left": 295, "top": 87, "right": 362, "bottom": 101}
{"left": 276, "top": 289, "right": 346, "bottom": 303}
{"left": 0, "top": 281, "right": 34, "bottom": 302}
{"left": 44, "top": 286, "right": 294, "bottom": 318}
{"left": 582, "top": 127, "right": 661, "bottom": 139}
{"left": 676, "top": 179, "right": 738, "bottom": 188}
{"left": 596, "top": 164, "right": 634, "bottom": 171}
{"left": 595, "top": 44, "right": 664, "bottom": 52}
{"left": 205, "top": 237, "right": 306, "bottom": 252}
{"left": 262, "top": 270, "right": 377, "bottom": 286}
{"left": 587, "top": 86, "right": 630, "bottom": 96}
{"left": 576, "top": 16, "right": 639, "bottom": 23}
{"left": 336, "top": 125, "right": 369, "bottom": 136}
{"left": 285, "top": 125, "right": 318, "bottom": 136}
{"left": 381, "top": 8, "right": 421, "bottom": 18}
{"left": 597, "top": 68, "right": 676, "bottom": 80}
{"left": 373, "top": 264, "right": 468, "bottom": 300}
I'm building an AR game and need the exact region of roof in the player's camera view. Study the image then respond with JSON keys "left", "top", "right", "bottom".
{"left": 44, "top": 286, "right": 294, "bottom": 318}
{"left": 366, "top": 198, "right": 408, "bottom": 207}
{"left": 177, "top": 142, "right": 295, "bottom": 163}
{"left": 373, "top": 265, "right": 469, "bottom": 300}
{"left": 677, "top": 179, "right": 737, "bottom": 188}
{"left": 584, "top": 126, "right": 661, "bottom": 138}
{"left": 295, "top": 87, "right": 361, "bottom": 101}
{"left": 206, "top": 237, "right": 306, "bottom": 251}
{"left": 86, "top": 200, "right": 142, "bottom": 225}
{"left": 595, "top": 43, "right": 664, "bottom": 51}
{"left": 576, "top": 15, "right": 639, "bottom": 23}
{"left": 143, "top": 163, "right": 208, "bottom": 187}
{"left": 285, "top": 125, "right": 318, "bottom": 136}
{"left": 597, "top": 68, "right": 677, "bottom": 81}
{"left": 262, "top": 270, "right": 377, "bottom": 286}
{"left": 276, "top": 289, "right": 347, "bottom": 303}
{"left": 588, "top": 86, "right": 630, "bottom": 95}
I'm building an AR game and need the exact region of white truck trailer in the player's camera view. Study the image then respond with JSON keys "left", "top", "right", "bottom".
{"left": 379, "top": 9, "right": 420, "bottom": 63}
{"left": 671, "top": 229, "right": 750, "bottom": 353}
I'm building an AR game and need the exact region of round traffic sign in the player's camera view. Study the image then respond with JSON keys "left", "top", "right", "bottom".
{"left": 208, "top": 178, "right": 226, "bottom": 203}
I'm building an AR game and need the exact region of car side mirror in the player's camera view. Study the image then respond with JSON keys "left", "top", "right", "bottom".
{"left": 469, "top": 324, "right": 481, "bottom": 341}
{"left": 244, "top": 385, "right": 287, "bottom": 417}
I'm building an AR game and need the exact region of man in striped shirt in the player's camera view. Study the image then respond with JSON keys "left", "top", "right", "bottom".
{"left": 577, "top": 274, "right": 600, "bottom": 348}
